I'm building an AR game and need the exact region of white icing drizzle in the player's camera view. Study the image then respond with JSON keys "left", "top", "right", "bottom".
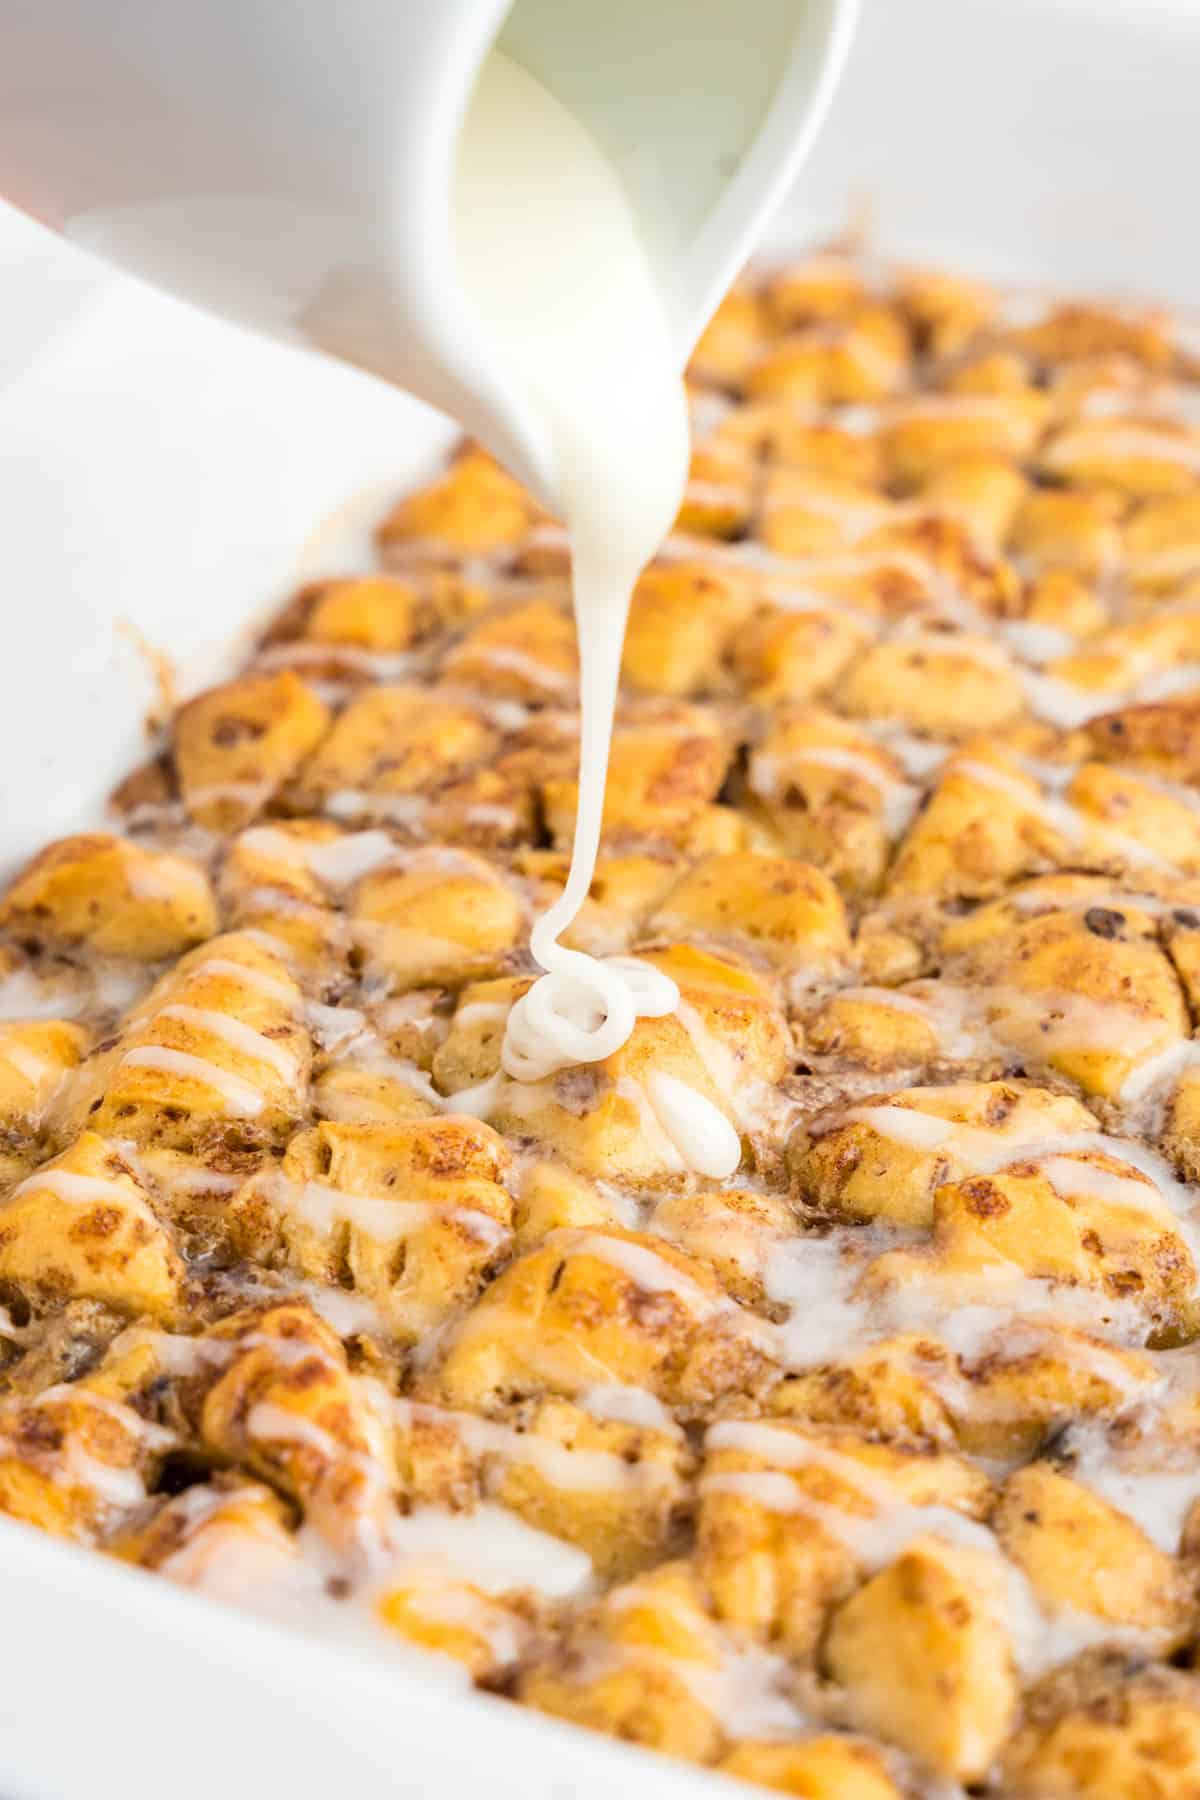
{"left": 393, "top": 1397, "right": 668, "bottom": 1492}
{"left": 110, "top": 1326, "right": 234, "bottom": 1378}
{"left": 1023, "top": 661, "right": 1200, "bottom": 730}
{"left": 118, "top": 1045, "right": 266, "bottom": 1116}
{"left": 1001, "top": 619, "right": 1077, "bottom": 664}
{"left": 1008, "top": 885, "right": 1174, "bottom": 918}
{"left": 268, "top": 1175, "right": 507, "bottom": 1251}
{"left": 237, "top": 826, "right": 400, "bottom": 888}
{"left": 1063, "top": 1415, "right": 1200, "bottom": 1553}
{"left": 587, "top": 1588, "right": 810, "bottom": 1738}
{"left": 753, "top": 744, "right": 920, "bottom": 837}
{"left": 246, "top": 1402, "right": 358, "bottom": 1464}
{"left": 1118, "top": 1036, "right": 1200, "bottom": 1106}
{"left": 296, "top": 1283, "right": 394, "bottom": 1339}
{"left": 701, "top": 1421, "right": 1157, "bottom": 1678}
{"left": 0, "top": 1038, "right": 57, "bottom": 1086}
{"left": 554, "top": 1230, "right": 777, "bottom": 1354}
{"left": 184, "top": 779, "right": 275, "bottom": 813}
{"left": 1045, "top": 422, "right": 1200, "bottom": 476}
{"left": 0, "top": 1386, "right": 172, "bottom": 1511}
{"left": 252, "top": 641, "right": 416, "bottom": 681}
{"left": 381, "top": 1578, "right": 525, "bottom": 1666}
{"left": 9, "top": 1168, "right": 134, "bottom": 1206}
{"left": 155, "top": 1005, "right": 300, "bottom": 1083}
{"left": 384, "top": 1505, "right": 592, "bottom": 1598}
{"left": 469, "top": 643, "right": 575, "bottom": 695}
{"left": 563, "top": 1232, "right": 726, "bottom": 1319}
{"left": 764, "top": 1223, "right": 1150, "bottom": 1376}
{"left": 643, "top": 1070, "right": 741, "bottom": 1180}
{"left": 452, "top": 1001, "right": 511, "bottom": 1028}
{"left": 577, "top": 1384, "right": 680, "bottom": 1433}
{"left": 0, "top": 969, "right": 83, "bottom": 1021}
{"left": 501, "top": 956, "right": 678, "bottom": 1082}
{"left": 305, "top": 1000, "right": 368, "bottom": 1053}
{"left": 612, "top": 1075, "right": 685, "bottom": 1172}
{"left": 184, "top": 957, "right": 299, "bottom": 1008}
{"left": 325, "top": 790, "right": 430, "bottom": 827}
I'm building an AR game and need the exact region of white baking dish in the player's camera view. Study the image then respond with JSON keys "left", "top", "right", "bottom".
{"left": 0, "top": 0, "right": 1196, "bottom": 1793}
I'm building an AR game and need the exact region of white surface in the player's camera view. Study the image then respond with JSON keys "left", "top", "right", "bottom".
{"left": 0, "top": 1517, "right": 734, "bottom": 1800}
{"left": 788, "top": 0, "right": 1197, "bottom": 299}
{"left": 0, "top": 206, "right": 454, "bottom": 874}
{"left": 0, "top": 1, "right": 1197, "bottom": 1797}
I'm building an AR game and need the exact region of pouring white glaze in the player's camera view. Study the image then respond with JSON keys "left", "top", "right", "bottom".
{"left": 454, "top": 54, "right": 740, "bottom": 1180}
{"left": 456, "top": 51, "right": 688, "bottom": 1065}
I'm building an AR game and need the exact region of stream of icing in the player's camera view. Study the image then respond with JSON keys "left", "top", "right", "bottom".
{"left": 453, "top": 52, "right": 739, "bottom": 1176}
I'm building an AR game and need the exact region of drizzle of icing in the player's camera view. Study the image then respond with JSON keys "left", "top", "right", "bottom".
{"left": 269, "top": 1175, "right": 507, "bottom": 1251}
{"left": 644, "top": 1071, "right": 741, "bottom": 1180}
{"left": 118, "top": 1045, "right": 266, "bottom": 1116}
{"left": 10, "top": 1169, "right": 135, "bottom": 1206}
{"left": 456, "top": 54, "right": 696, "bottom": 1116}
{"left": 501, "top": 954, "right": 678, "bottom": 1082}
{"left": 155, "top": 1005, "right": 300, "bottom": 1082}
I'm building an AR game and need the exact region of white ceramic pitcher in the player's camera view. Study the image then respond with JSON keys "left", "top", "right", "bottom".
{"left": 0, "top": 0, "right": 857, "bottom": 510}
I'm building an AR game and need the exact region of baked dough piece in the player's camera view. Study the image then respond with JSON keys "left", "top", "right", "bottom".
{"left": 999, "top": 1657, "right": 1200, "bottom": 1799}
{"left": 230, "top": 1117, "right": 513, "bottom": 1342}
{"left": 824, "top": 1535, "right": 1019, "bottom": 1783}
{"left": 2, "top": 834, "right": 217, "bottom": 960}
{"left": 174, "top": 672, "right": 330, "bottom": 832}
{"left": 0, "top": 1373, "right": 170, "bottom": 1542}
{"left": 648, "top": 853, "right": 850, "bottom": 984}
{"left": 81, "top": 931, "right": 310, "bottom": 1150}
{"left": 878, "top": 390, "right": 1046, "bottom": 487}
{"left": 116, "top": 1476, "right": 299, "bottom": 1587}
{"left": 542, "top": 704, "right": 735, "bottom": 852}
{"left": 483, "top": 945, "right": 793, "bottom": 1184}
{"left": 772, "top": 1322, "right": 1159, "bottom": 1466}
{"left": 375, "top": 1575, "right": 537, "bottom": 1682}
{"left": 697, "top": 1416, "right": 991, "bottom": 1658}
{"left": 868, "top": 1152, "right": 1198, "bottom": 1343}
{"left": 994, "top": 1462, "right": 1194, "bottom": 1651}
{"left": 730, "top": 596, "right": 875, "bottom": 709}
{"left": 622, "top": 564, "right": 751, "bottom": 697}
{"left": 0, "top": 1019, "right": 89, "bottom": 1152}
{"left": 687, "top": 285, "right": 765, "bottom": 388}
{"left": 520, "top": 1560, "right": 796, "bottom": 1763}
{"left": 424, "top": 1228, "right": 777, "bottom": 1417}
{"left": 440, "top": 594, "right": 579, "bottom": 702}
{"left": 350, "top": 848, "right": 523, "bottom": 992}
{"left": 717, "top": 1739, "right": 903, "bottom": 1800}
{"left": 512, "top": 849, "right": 681, "bottom": 956}
{"left": 194, "top": 1301, "right": 396, "bottom": 1558}
{"left": 746, "top": 305, "right": 911, "bottom": 406}
{"left": 287, "top": 684, "right": 497, "bottom": 819}
{"left": 376, "top": 444, "right": 541, "bottom": 557}
{"left": 0, "top": 1131, "right": 183, "bottom": 1320}
{"left": 676, "top": 439, "right": 757, "bottom": 541}
{"left": 1041, "top": 417, "right": 1200, "bottom": 499}
{"left": 394, "top": 1392, "right": 693, "bottom": 1581}
{"left": 745, "top": 708, "right": 913, "bottom": 895}
{"left": 794, "top": 1081, "right": 1099, "bottom": 1228}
